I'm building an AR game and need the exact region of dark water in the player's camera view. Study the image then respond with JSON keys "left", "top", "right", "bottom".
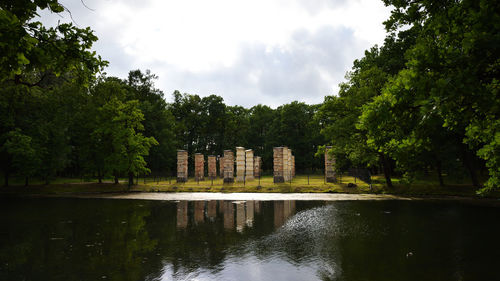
{"left": 0, "top": 198, "right": 499, "bottom": 281}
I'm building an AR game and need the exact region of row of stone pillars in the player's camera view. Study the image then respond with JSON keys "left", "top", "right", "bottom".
{"left": 178, "top": 145, "right": 335, "bottom": 184}
{"left": 176, "top": 149, "right": 262, "bottom": 183}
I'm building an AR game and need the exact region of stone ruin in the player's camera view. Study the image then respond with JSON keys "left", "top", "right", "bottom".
{"left": 245, "top": 149, "right": 254, "bottom": 181}
{"left": 325, "top": 146, "right": 336, "bottom": 182}
{"left": 273, "top": 146, "right": 294, "bottom": 183}
{"left": 177, "top": 150, "right": 188, "bottom": 182}
{"left": 223, "top": 150, "right": 234, "bottom": 183}
{"left": 236, "top": 147, "right": 246, "bottom": 182}
{"left": 194, "top": 153, "right": 205, "bottom": 181}
{"left": 254, "top": 156, "right": 262, "bottom": 178}
{"left": 208, "top": 155, "right": 216, "bottom": 179}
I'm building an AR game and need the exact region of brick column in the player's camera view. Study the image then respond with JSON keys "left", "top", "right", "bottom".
{"left": 273, "top": 147, "right": 284, "bottom": 183}
{"left": 236, "top": 147, "right": 246, "bottom": 182}
{"left": 208, "top": 155, "right": 216, "bottom": 179}
{"left": 194, "top": 153, "right": 204, "bottom": 181}
{"left": 254, "top": 156, "right": 262, "bottom": 178}
{"left": 292, "top": 155, "right": 295, "bottom": 178}
{"left": 245, "top": 149, "right": 254, "bottom": 181}
{"left": 325, "top": 146, "right": 336, "bottom": 182}
{"left": 283, "top": 147, "right": 289, "bottom": 182}
{"left": 176, "top": 150, "right": 188, "bottom": 182}
{"left": 223, "top": 150, "right": 234, "bottom": 183}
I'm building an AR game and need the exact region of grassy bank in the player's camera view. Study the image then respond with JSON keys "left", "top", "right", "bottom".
{"left": 1, "top": 174, "right": 496, "bottom": 198}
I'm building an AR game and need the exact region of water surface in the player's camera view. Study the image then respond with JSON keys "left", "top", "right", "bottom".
{"left": 0, "top": 198, "right": 499, "bottom": 280}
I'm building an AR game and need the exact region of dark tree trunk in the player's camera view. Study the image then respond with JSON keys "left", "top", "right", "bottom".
{"left": 98, "top": 169, "right": 102, "bottom": 184}
{"left": 461, "top": 145, "right": 480, "bottom": 188}
{"left": 379, "top": 153, "right": 393, "bottom": 189}
{"left": 128, "top": 172, "right": 134, "bottom": 189}
{"left": 114, "top": 173, "right": 119, "bottom": 184}
{"left": 25, "top": 177, "right": 29, "bottom": 187}
{"left": 436, "top": 159, "right": 444, "bottom": 187}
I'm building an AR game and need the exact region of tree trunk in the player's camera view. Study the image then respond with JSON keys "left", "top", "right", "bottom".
{"left": 461, "top": 145, "right": 480, "bottom": 188}
{"left": 98, "top": 169, "right": 102, "bottom": 184}
{"left": 128, "top": 172, "right": 134, "bottom": 189}
{"left": 25, "top": 177, "right": 29, "bottom": 187}
{"left": 436, "top": 159, "right": 444, "bottom": 187}
{"left": 379, "top": 153, "right": 393, "bottom": 189}
{"left": 114, "top": 173, "right": 119, "bottom": 184}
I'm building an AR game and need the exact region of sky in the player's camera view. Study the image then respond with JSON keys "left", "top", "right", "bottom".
{"left": 38, "top": 0, "right": 392, "bottom": 108}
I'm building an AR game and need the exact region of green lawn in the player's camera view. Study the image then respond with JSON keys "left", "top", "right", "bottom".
{"left": 1, "top": 173, "right": 496, "bottom": 198}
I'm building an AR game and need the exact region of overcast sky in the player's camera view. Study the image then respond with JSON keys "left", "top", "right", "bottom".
{"left": 38, "top": 0, "right": 391, "bottom": 108}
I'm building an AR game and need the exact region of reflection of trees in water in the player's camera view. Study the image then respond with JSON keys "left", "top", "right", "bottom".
{"left": 0, "top": 199, "right": 159, "bottom": 281}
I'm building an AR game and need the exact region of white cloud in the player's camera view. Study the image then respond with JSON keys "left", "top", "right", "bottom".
{"left": 37, "top": 0, "right": 391, "bottom": 107}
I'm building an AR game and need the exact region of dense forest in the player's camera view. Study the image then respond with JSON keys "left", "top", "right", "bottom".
{"left": 1, "top": 0, "right": 499, "bottom": 192}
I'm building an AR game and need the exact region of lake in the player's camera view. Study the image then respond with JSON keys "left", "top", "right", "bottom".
{"left": 0, "top": 197, "right": 499, "bottom": 280}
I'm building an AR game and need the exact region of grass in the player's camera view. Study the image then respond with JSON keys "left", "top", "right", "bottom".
{"left": 2, "top": 173, "right": 497, "bottom": 198}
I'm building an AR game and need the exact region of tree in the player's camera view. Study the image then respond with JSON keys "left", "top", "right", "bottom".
{"left": 95, "top": 97, "right": 158, "bottom": 187}
{"left": 380, "top": 0, "right": 498, "bottom": 191}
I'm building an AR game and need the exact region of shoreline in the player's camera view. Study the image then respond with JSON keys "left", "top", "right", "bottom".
{"left": 3, "top": 191, "right": 500, "bottom": 206}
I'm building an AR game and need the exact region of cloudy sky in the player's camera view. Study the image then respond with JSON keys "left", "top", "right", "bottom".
{"left": 38, "top": 0, "right": 391, "bottom": 108}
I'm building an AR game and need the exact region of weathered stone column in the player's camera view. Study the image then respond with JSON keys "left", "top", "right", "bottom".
{"left": 245, "top": 149, "right": 254, "bottom": 181}
{"left": 254, "top": 156, "right": 262, "bottom": 178}
{"left": 208, "top": 155, "right": 216, "bottom": 179}
{"left": 176, "top": 150, "right": 188, "bottom": 182}
{"left": 292, "top": 155, "right": 295, "bottom": 178}
{"left": 223, "top": 150, "right": 234, "bottom": 183}
{"left": 287, "top": 148, "right": 292, "bottom": 180}
{"left": 283, "top": 147, "right": 289, "bottom": 182}
{"left": 273, "top": 147, "right": 284, "bottom": 183}
{"left": 194, "top": 153, "right": 204, "bottom": 181}
{"left": 219, "top": 156, "right": 224, "bottom": 178}
{"left": 325, "top": 146, "right": 336, "bottom": 182}
{"left": 236, "top": 147, "right": 246, "bottom": 182}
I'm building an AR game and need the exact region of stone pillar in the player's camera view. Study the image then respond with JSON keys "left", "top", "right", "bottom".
{"left": 325, "top": 146, "right": 336, "bottom": 182}
{"left": 292, "top": 155, "right": 295, "bottom": 178}
{"left": 176, "top": 150, "right": 188, "bottom": 182}
{"left": 287, "top": 148, "right": 292, "bottom": 181}
{"left": 223, "top": 150, "right": 234, "bottom": 183}
{"left": 208, "top": 155, "right": 216, "bottom": 179}
{"left": 245, "top": 149, "right": 254, "bottom": 181}
{"left": 194, "top": 153, "right": 204, "bottom": 181}
{"left": 283, "top": 147, "right": 289, "bottom": 182}
{"left": 236, "top": 147, "right": 246, "bottom": 182}
{"left": 273, "top": 147, "right": 284, "bottom": 183}
{"left": 254, "top": 156, "right": 262, "bottom": 178}
{"left": 219, "top": 156, "right": 224, "bottom": 178}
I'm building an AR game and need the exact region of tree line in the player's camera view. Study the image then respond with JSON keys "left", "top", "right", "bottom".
{"left": 1, "top": 0, "right": 499, "bottom": 192}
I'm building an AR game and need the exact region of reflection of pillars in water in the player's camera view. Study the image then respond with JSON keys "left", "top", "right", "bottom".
{"left": 206, "top": 201, "right": 217, "bottom": 221}
{"left": 283, "top": 200, "right": 296, "bottom": 220}
{"left": 274, "top": 200, "right": 296, "bottom": 229}
{"left": 254, "top": 201, "right": 261, "bottom": 214}
{"left": 223, "top": 201, "right": 234, "bottom": 230}
{"left": 274, "top": 201, "right": 284, "bottom": 229}
{"left": 194, "top": 201, "right": 205, "bottom": 224}
{"left": 176, "top": 201, "right": 188, "bottom": 228}
{"left": 236, "top": 202, "right": 245, "bottom": 232}
{"left": 246, "top": 201, "right": 254, "bottom": 227}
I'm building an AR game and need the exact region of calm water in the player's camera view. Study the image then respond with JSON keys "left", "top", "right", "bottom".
{"left": 0, "top": 197, "right": 499, "bottom": 281}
